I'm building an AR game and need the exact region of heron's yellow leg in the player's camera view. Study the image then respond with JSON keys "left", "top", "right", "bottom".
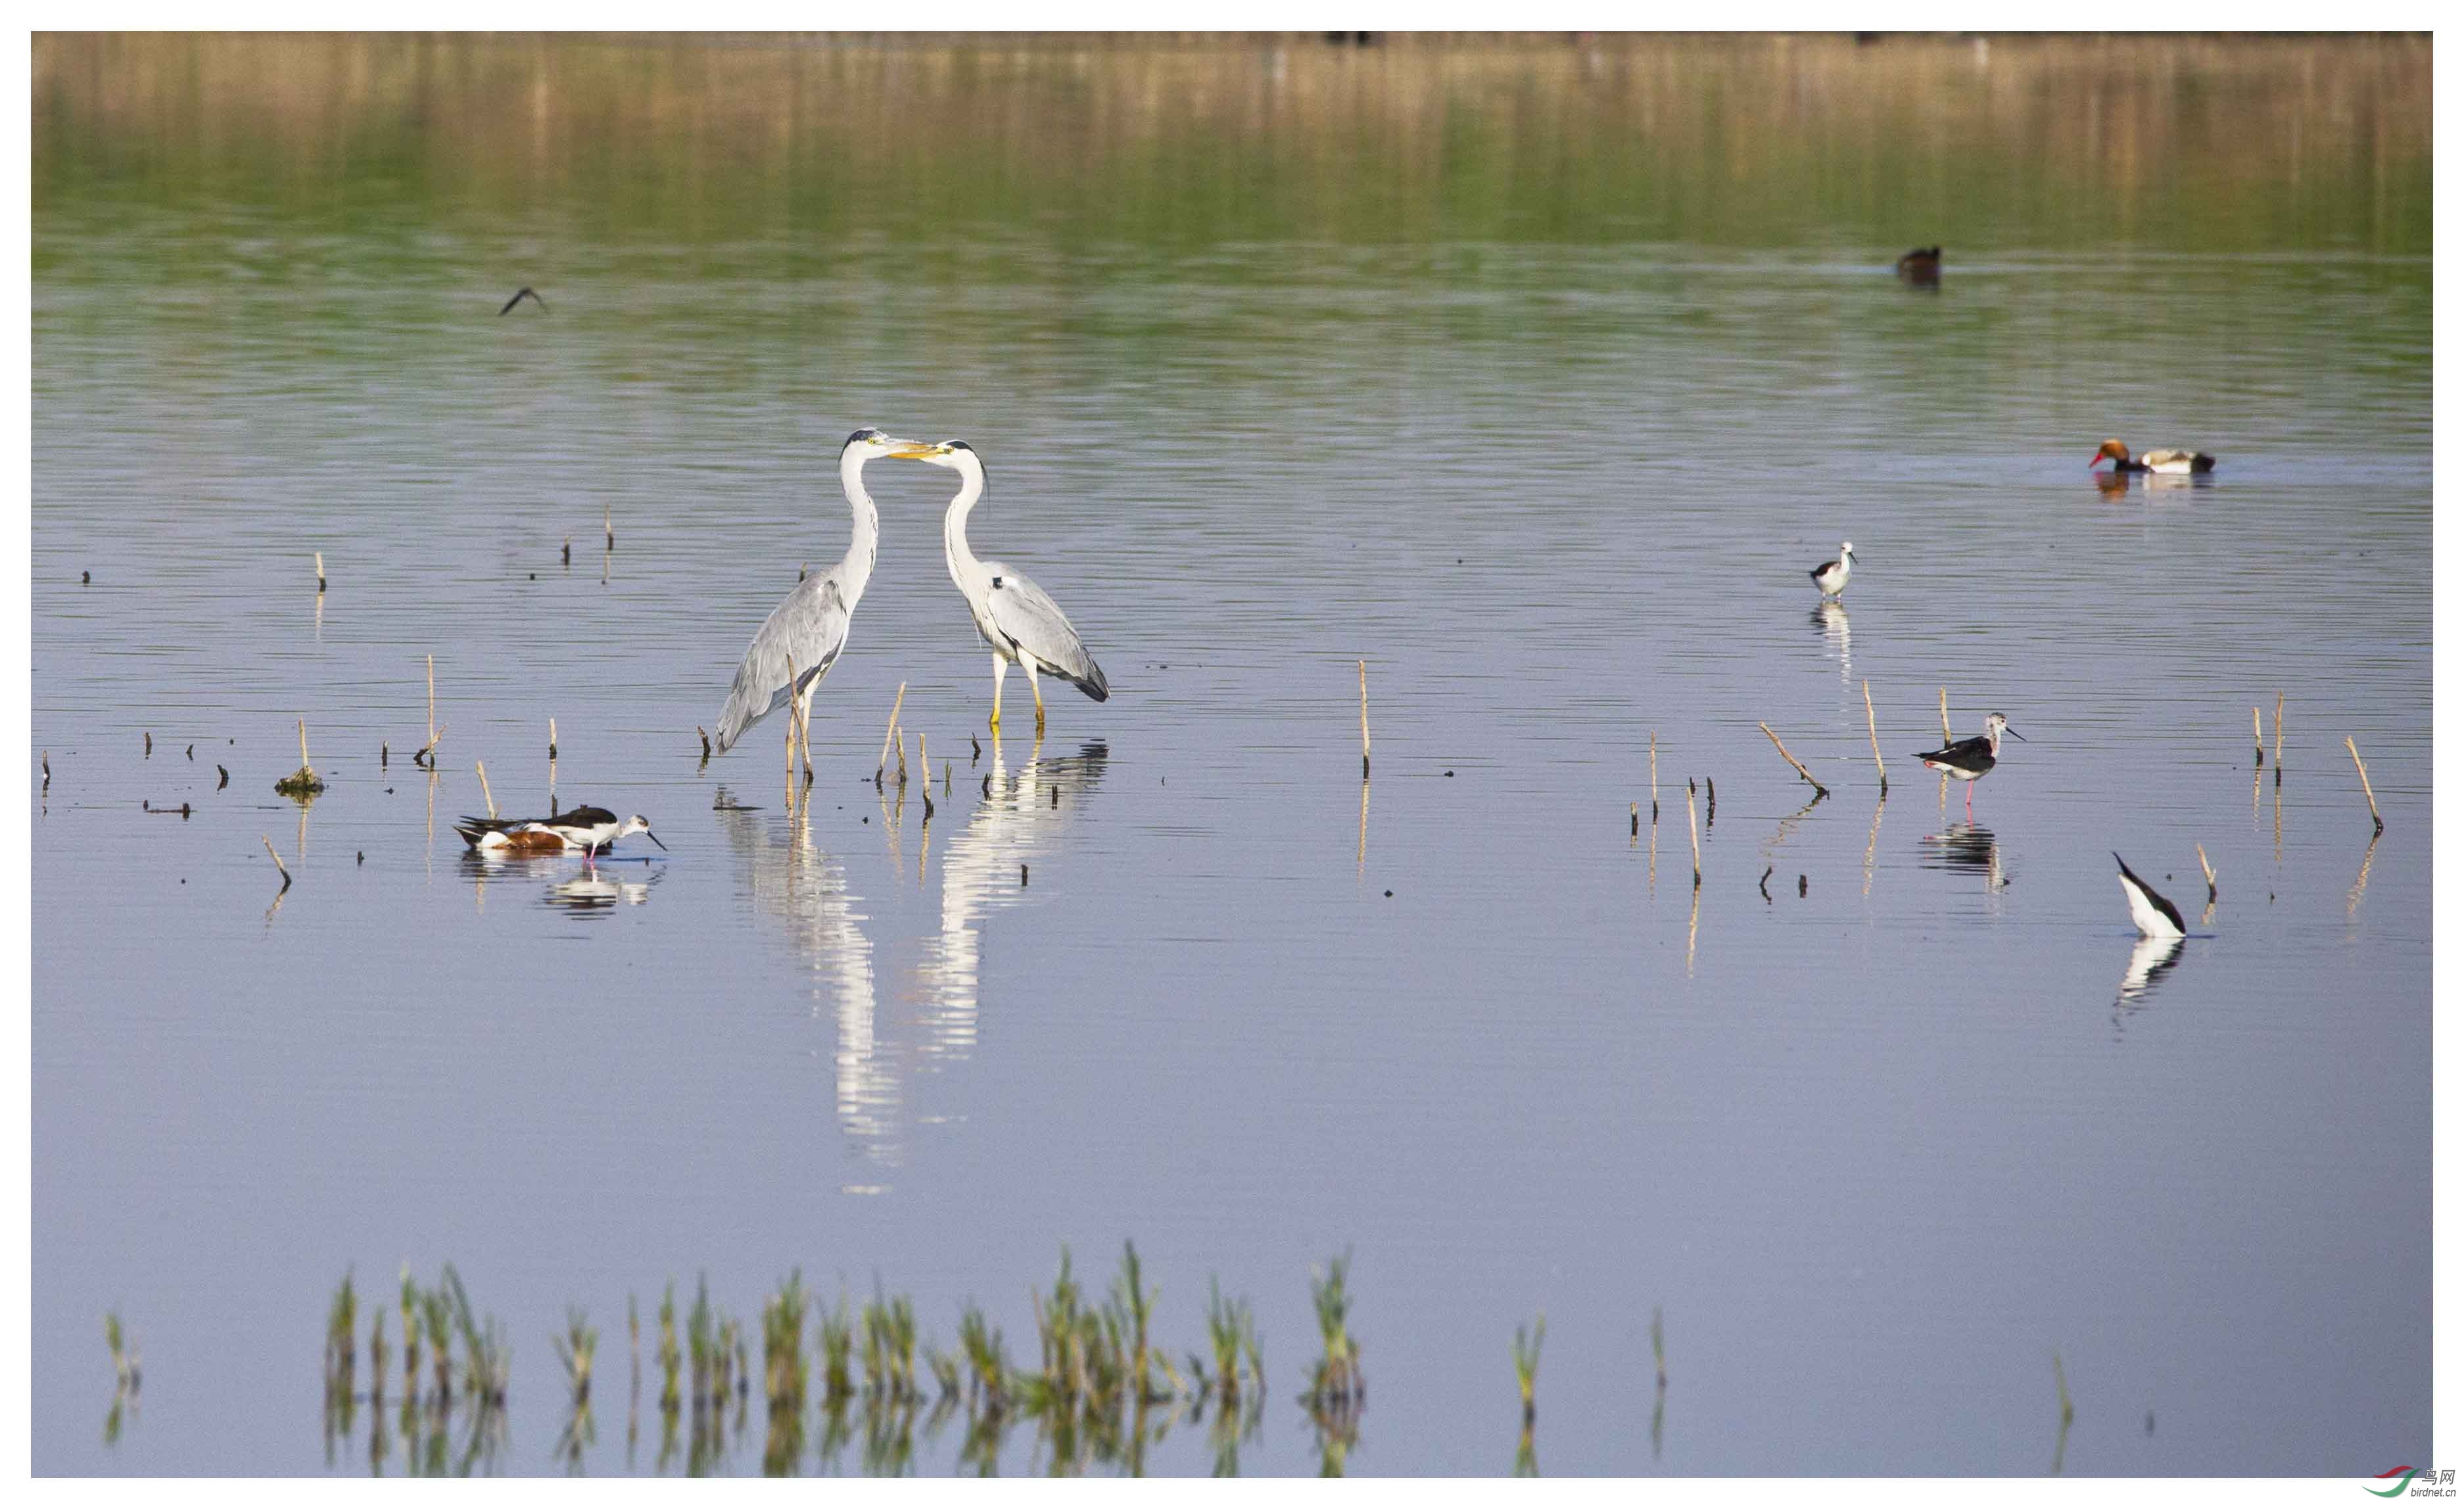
{"left": 990, "top": 655, "right": 1007, "bottom": 734}
{"left": 1024, "top": 659, "right": 1046, "bottom": 737}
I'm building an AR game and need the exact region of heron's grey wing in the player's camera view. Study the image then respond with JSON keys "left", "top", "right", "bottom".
{"left": 982, "top": 563, "right": 1107, "bottom": 701}
{"left": 713, "top": 575, "right": 852, "bottom": 753}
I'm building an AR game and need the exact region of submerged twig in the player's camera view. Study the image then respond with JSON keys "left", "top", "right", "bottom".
{"left": 262, "top": 836, "right": 292, "bottom": 891}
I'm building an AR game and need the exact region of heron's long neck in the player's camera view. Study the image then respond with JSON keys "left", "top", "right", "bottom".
{"left": 837, "top": 448, "right": 881, "bottom": 599}
{"left": 941, "top": 457, "right": 988, "bottom": 589}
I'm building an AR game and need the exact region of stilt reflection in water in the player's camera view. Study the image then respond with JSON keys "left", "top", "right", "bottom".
{"left": 1919, "top": 823, "right": 2006, "bottom": 893}
{"left": 1812, "top": 599, "right": 1850, "bottom": 685}
{"left": 2115, "top": 933, "right": 2187, "bottom": 1018}
{"left": 459, "top": 850, "right": 663, "bottom": 914}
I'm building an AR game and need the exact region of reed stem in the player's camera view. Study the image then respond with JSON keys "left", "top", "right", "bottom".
{"left": 2346, "top": 736, "right": 2384, "bottom": 833}
{"left": 2274, "top": 692, "right": 2285, "bottom": 778}
{"left": 877, "top": 684, "right": 907, "bottom": 781}
{"left": 2196, "top": 843, "right": 2216, "bottom": 900}
{"left": 475, "top": 760, "right": 498, "bottom": 820}
{"left": 549, "top": 718, "right": 558, "bottom": 760}
{"left": 262, "top": 835, "right": 291, "bottom": 890}
{"left": 1863, "top": 680, "right": 1887, "bottom": 791}
{"left": 1759, "top": 722, "right": 1828, "bottom": 796}
{"left": 298, "top": 718, "right": 310, "bottom": 770}
{"left": 314, "top": 551, "right": 325, "bottom": 592}
{"left": 1939, "top": 687, "right": 1951, "bottom": 742}
{"left": 1686, "top": 779, "right": 1701, "bottom": 889}
{"left": 1359, "top": 660, "right": 1371, "bottom": 780}
{"left": 2253, "top": 706, "right": 2264, "bottom": 768}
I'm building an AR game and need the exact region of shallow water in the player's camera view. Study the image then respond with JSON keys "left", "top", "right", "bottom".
{"left": 33, "top": 34, "right": 2430, "bottom": 1475}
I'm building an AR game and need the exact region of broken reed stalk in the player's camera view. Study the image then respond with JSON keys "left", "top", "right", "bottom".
{"left": 475, "top": 760, "right": 498, "bottom": 820}
{"left": 427, "top": 655, "right": 436, "bottom": 745}
{"left": 605, "top": 501, "right": 613, "bottom": 549}
{"left": 697, "top": 726, "right": 711, "bottom": 760}
{"left": 315, "top": 551, "right": 326, "bottom": 593}
{"left": 1685, "top": 779, "right": 1701, "bottom": 889}
{"left": 876, "top": 683, "right": 907, "bottom": 780}
{"left": 2196, "top": 843, "right": 2217, "bottom": 900}
{"left": 1358, "top": 660, "right": 1371, "bottom": 780}
{"left": 262, "top": 835, "right": 292, "bottom": 890}
{"left": 298, "top": 718, "right": 310, "bottom": 770}
{"left": 2274, "top": 692, "right": 2285, "bottom": 772}
{"left": 1759, "top": 722, "right": 1828, "bottom": 797}
{"left": 548, "top": 718, "right": 558, "bottom": 761}
{"left": 1649, "top": 732, "right": 1659, "bottom": 821}
{"left": 1939, "top": 687, "right": 1951, "bottom": 742}
{"left": 1863, "top": 680, "right": 1887, "bottom": 791}
{"left": 2346, "top": 736, "right": 2384, "bottom": 833}
{"left": 2253, "top": 707, "right": 2264, "bottom": 769}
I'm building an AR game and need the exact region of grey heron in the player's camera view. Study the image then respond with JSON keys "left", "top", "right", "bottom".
{"left": 713, "top": 428, "right": 941, "bottom": 764}
{"left": 913, "top": 440, "right": 1109, "bottom": 737}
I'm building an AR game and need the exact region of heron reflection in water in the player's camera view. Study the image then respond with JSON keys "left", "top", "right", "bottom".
{"left": 1918, "top": 823, "right": 2007, "bottom": 892}
{"left": 716, "top": 798, "right": 893, "bottom": 1172}
{"left": 918, "top": 737, "right": 1110, "bottom": 1035}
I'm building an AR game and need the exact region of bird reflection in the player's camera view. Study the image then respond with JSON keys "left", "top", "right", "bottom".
{"left": 717, "top": 798, "right": 891, "bottom": 1173}
{"left": 918, "top": 737, "right": 1109, "bottom": 1050}
{"left": 1812, "top": 600, "right": 1851, "bottom": 684}
{"left": 459, "top": 850, "right": 663, "bottom": 914}
{"left": 546, "top": 871, "right": 658, "bottom": 912}
{"left": 1918, "top": 823, "right": 2006, "bottom": 890}
{"left": 2115, "top": 933, "right": 2185, "bottom": 1013}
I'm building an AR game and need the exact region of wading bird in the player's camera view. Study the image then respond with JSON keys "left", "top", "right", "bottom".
{"left": 914, "top": 440, "right": 1110, "bottom": 737}
{"left": 2092, "top": 439, "right": 2217, "bottom": 475}
{"left": 2112, "top": 852, "right": 2187, "bottom": 939}
{"left": 455, "top": 806, "right": 664, "bottom": 862}
{"left": 1811, "top": 541, "right": 1856, "bottom": 597}
{"left": 713, "top": 429, "right": 942, "bottom": 766}
{"left": 1913, "top": 712, "right": 2025, "bottom": 820}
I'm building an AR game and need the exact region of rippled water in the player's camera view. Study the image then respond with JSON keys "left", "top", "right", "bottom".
{"left": 33, "top": 34, "right": 2430, "bottom": 1476}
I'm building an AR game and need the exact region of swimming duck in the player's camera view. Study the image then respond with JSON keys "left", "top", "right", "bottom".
{"left": 2093, "top": 439, "right": 2217, "bottom": 475}
{"left": 1895, "top": 246, "right": 1941, "bottom": 283}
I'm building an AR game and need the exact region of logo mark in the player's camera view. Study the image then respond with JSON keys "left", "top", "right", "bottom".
{"left": 2369, "top": 1468, "right": 2421, "bottom": 1498}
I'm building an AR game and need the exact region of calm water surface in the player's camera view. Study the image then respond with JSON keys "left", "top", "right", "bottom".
{"left": 32, "top": 35, "right": 2430, "bottom": 1475}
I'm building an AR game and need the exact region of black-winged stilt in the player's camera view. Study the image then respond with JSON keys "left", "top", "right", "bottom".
{"left": 454, "top": 805, "right": 665, "bottom": 862}
{"left": 2092, "top": 439, "right": 2217, "bottom": 475}
{"left": 1912, "top": 713, "right": 2023, "bottom": 818}
{"left": 1810, "top": 541, "right": 1856, "bottom": 597}
{"left": 2112, "top": 852, "right": 2187, "bottom": 939}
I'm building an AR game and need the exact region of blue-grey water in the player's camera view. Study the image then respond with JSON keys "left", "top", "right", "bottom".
{"left": 33, "top": 34, "right": 2430, "bottom": 1476}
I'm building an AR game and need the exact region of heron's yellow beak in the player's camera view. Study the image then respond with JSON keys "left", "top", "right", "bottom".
{"left": 884, "top": 439, "right": 945, "bottom": 460}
